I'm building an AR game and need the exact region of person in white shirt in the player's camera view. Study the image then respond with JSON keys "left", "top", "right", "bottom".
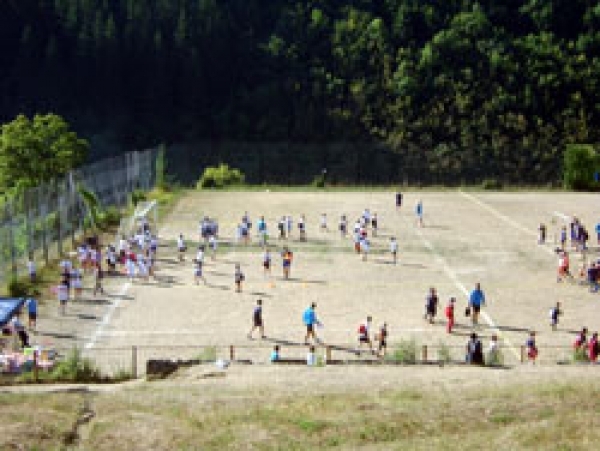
{"left": 177, "top": 234, "right": 186, "bottom": 262}
{"left": 360, "top": 238, "right": 370, "bottom": 261}
{"left": 126, "top": 257, "right": 137, "bottom": 282}
{"left": 389, "top": 237, "right": 398, "bottom": 264}
{"left": 196, "top": 246, "right": 205, "bottom": 265}
{"left": 306, "top": 345, "right": 317, "bottom": 366}
{"left": 27, "top": 258, "right": 36, "bottom": 282}
{"left": 57, "top": 278, "right": 69, "bottom": 315}
{"left": 320, "top": 213, "right": 327, "bottom": 232}
{"left": 209, "top": 235, "right": 218, "bottom": 260}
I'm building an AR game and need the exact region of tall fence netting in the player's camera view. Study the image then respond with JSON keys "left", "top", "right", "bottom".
{"left": 0, "top": 149, "right": 157, "bottom": 287}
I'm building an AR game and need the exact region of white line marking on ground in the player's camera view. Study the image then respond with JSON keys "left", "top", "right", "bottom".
{"left": 85, "top": 282, "right": 131, "bottom": 350}
{"left": 459, "top": 191, "right": 556, "bottom": 256}
{"left": 413, "top": 226, "right": 521, "bottom": 360}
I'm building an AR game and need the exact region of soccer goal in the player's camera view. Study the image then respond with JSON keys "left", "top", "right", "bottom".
{"left": 115, "top": 200, "right": 159, "bottom": 245}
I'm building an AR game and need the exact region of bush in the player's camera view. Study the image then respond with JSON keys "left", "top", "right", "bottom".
{"left": 196, "top": 346, "right": 217, "bottom": 361}
{"left": 573, "top": 347, "right": 589, "bottom": 363}
{"left": 50, "top": 348, "right": 101, "bottom": 382}
{"left": 197, "top": 164, "right": 245, "bottom": 189}
{"left": 130, "top": 189, "right": 147, "bottom": 207}
{"left": 98, "top": 206, "right": 121, "bottom": 229}
{"left": 386, "top": 339, "right": 418, "bottom": 364}
{"left": 563, "top": 144, "right": 600, "bottom": 191}
{"left": 311, "top": 173, "right": 326, "bottom": 188}
{"left": 437, "top": 342, "right": 452, "bottom": 363}
{"left": 486, "top": 349, "right": 504, "bottom": 367}
{"left": 8, "top": 279, "right": 30, "bottom": 297}
{"left": 481, "top": 178, "right": 502, "bottom": 190}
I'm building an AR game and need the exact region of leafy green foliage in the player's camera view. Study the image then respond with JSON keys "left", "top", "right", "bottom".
{"left": 563, "top": 144, "right": 600, "bottom": 190}
{"left": 8, "top": 279, "right": 30, "bottom": 297}
{"left": 386, "top": 339, "right": 418, "bottom": 364}
{"left": 3, "top": 2, "right": 600, "bottom": 184}
{"left": 50, "top": 348, "right": 101, "bottom": 382}
{"left": 77, "top": 185, "right": 102, "bottom": 229}
{"left": 0, "top": 114, "right": 88, "bottom": 192}
{"left": 197, "top": 164, "right": 245, "bottom": 189}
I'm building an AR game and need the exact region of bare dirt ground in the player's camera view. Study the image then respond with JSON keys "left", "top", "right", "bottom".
{"left": 65, "top": 189, "right": 600, "bottom": 369}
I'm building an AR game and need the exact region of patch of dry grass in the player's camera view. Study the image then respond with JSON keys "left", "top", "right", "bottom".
{"left": 3, "top": 376, "right": 596, "bottom": 450}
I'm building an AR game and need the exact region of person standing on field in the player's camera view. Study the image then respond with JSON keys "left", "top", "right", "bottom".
{"left": 303, "top": 303, "right": 321, "bottom": 344}
{"left": 468, "top": 282, "right": 486, "bottom": 325}
{"left": 248, "top": 299, "right": 265, "bottom": 340}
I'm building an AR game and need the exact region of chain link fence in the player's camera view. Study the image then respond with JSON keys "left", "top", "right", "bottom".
{"left": 0, "top": 149, "right": 157, "bottom": 287}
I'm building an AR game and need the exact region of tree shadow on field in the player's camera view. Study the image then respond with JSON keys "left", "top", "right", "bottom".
{"left": 248, "top": 291, "right": 272, "bottom": 298}
{"left": 75, "top": 313, "right": 100, "bottom": 321}
{"left": 74, "top": 297, "right": 112, "bottom": 306}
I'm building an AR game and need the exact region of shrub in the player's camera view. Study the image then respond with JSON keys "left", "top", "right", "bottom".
{"left": 486, "top": 349, "right": 504, "bottom": 367}
{"left": 50, "top": 348, "right": 101, "bottom": 382}
{"left": 386, "top": 339, "right": 418, "bottom": 364}
{"left": 130, "top": 189, "right": 147, "bottom": 207}
{"left": 196, "top": 346, "right": 217, "bottom": 361}
{"left": 481, "top": 178, "right": 502, "bottom": 190}
{"left": 8, "top": 279, "right": 30, "bottom": 297}
{"left": 563, "top": 144, "right": 600, "bottom": 191}
{"left": 573, "top": 347, "right": 589, "bottom": 363}
{"left": 437, "top": 342, "right": 452, "bottom": 363}
{"left": 197, "top": 164, "right": 245, "bottom": 189}
{"left": 98, "top": 206, "right": 121, "bottom": 229}
{"left": 311, "top": 173, "right": 326, "bottom": 188}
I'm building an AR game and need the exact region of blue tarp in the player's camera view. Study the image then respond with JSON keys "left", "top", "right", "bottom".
{"left": 0, "top": 297, "right": 26, "bottom": 327}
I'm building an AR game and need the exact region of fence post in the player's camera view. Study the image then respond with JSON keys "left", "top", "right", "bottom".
{"left": 33, "top": 350, "right": 39, "bottom": 382}
{"left": 422, "top": 345, "right": 428, "bottom": 363}
{"left": 5, "top": 198, "right": 17, "bottom": 281}
{"left": 326, "top": 346, "right": 331, "bottom": 363}
{"left": 131, "top": 346, "right": 138, "bottom": 379}
{"left": 520, "top": 345, "right": 525, "bottom": 364}
{"left": 229, "top": 345, "right": 235, "bottom": 361}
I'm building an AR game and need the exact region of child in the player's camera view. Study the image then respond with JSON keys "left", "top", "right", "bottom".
{"left": 306, "top": 345, "right": 317, "bottom": 366}
{"left": 235, "top": 264, "right": 245, "bottom": 293}
{"left": 298, "top": 215, "right": 306, "bottom": 241}
{"left": 286, "top": 215, "right": 293, "bottom": 238}
{"left": 278, "top": 217, "right": 286, "bottom": 239}
{"left": 263, "top": 249, "right": 272, "bottom": 277}
{"left": 248, "top": 299, "right": 265, "bottom": 339}
{"left": 560, "top": 226, "right": 567, "bottom": 250}
{"left": 549, "top": 302, "right": 562, "bottom": 331}
{"left": 395, "top": 192, "right": 402, "bottom": 210}
{"left": 282, "top": 247, "right": 293, "bottom": 279}
{"left": 126, "top": 256, "right": 137, "bottom": 282}
{"left": 371, "top": 213, "right": 378, "bottom": 237}
{"left": 353, "top": 233, "right": 361, "bottom": 254}
{"left": 445, "top": 297, "right": 455, "bottom": 333}
{"left": 526, "top": 332, "right": 538, "bottom": 363}
{"left": 488, "top": 334, "right": 500, "bottom": 364}
{"left": 320, "top": 213, "right": 328, "bottom": 232}
{"left": 71, "top": 267, "right": 83, "bottom": 300}
{"left": 357, "top": 316, "right": 373, "bottom": 353}
{"left": 389, "top": 237, "right": 398, "bottom": 264}
{"left": 425, "top": 287, "right": 438, "bottom": 324}
{"left": 208, "top": 235, "right": 217, "bottom": 260}
{"left": 588, "top": 332, "right": 599, "bottom": 362}
{"left": 57, "top": 278, "right": 69, "bottom": 315}
{"left": 93, "top": 263, "right": 104, "bottom": 296}
{"left": 538, "top": 223, "right": 546, "bottom": 244}
{"left": 339, "top": 215, "right": 347, "bottom": 238}
{"left": 196, "top": 246, "right": 205, "bottom": 265}
{"left": 177, "top": 234, "right": 186, "bottom": 262}
{"left": 194, "top": 261, "right": 205, "bottom": 285}
{"left": 415, "top": 200, "right": 423, "bottom": 227}
{"left": 27, "top": 258, "right": 36, "bottom": 283}
{"left": 270, "top": 345, "right": 280, "bottom": 362}
{"left": 26, "top": 298, "right": 37, "bottom": 330}
{"left": 376, "top": 322, "right": 388, "bottom": 357}
{"left": 360, "top": 238, "right": 370, "bottom": 262}
{"left": 557, "top": 251, "right": 570, "bottom": 282}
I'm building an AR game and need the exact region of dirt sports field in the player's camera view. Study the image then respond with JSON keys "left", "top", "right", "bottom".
{"left": 43, "top": 189, "right": 598, "bottom": 371}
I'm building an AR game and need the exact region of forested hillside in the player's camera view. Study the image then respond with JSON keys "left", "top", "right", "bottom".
{"left": 2, "top": 1, "right": 600, "bottom": 183}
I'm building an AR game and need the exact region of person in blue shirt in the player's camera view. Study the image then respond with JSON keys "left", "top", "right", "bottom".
{"left": 303, "top": 303, "right": 320, "bottom": 345}
{"left": 415, "top": 200, "right": 423, "bottom": 227}
{"left": 468, "top": 283, "right": 486, "bottom": 325}
{"left": 270, "top": 345, "right": 280, "bottom": 362}
{"left": 26, "top": 298, "right": 37, "bottom": 330}
{"left": 595, "top": 222, "right": 600, "bottom": 246}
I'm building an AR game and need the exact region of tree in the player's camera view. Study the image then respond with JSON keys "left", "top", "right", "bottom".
{"left": 0, "top": 114, "right": 89, "bottom": 191}
{"left": 563, "top": 144, "right": 599, "bottom": 190}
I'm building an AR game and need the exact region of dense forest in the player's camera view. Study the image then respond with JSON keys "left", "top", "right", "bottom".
{"left": 2, "top": 0, "right": 600, "bottom": 183}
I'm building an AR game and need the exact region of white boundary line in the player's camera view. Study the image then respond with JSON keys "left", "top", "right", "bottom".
{"left": 85, "top": 282, "right": 131, "bottom": 350}
{"left": 413, "top": 226, "right": 520, "bottom": 360}
{"left": 459, "top": 191, "right": 556, "bottom": 256}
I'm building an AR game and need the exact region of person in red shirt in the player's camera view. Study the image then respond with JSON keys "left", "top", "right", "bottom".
{"left": 588, "top": 332, "right": 599, "bottom": 362}
{"left": 445, "top": 297, "right": 456, "bottom": 333}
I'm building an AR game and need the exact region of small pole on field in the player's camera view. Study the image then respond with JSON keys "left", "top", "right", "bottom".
{"left": 422, "top": 345, "right": 428, "bottom": 363}
{"left": 326, "top": 346, "right": 331, "bottom": 363}
{"left": 132, "top": 346, "right": 138, "bottom": 379}
{"left": 229, "top": 345, "right": 235, "bottom": 362}
{"left": 520, "top": 345, "right": 525, "bottom": 364}
{"left": 33, "top": 350, "right": 39, "bottom": 382}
